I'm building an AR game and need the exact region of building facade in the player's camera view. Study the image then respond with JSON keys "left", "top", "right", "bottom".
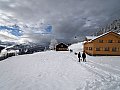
{"left": 84, "top": 31, "right": 120, "bottom": 56}
{"left": 56, "top": 43, "right": 68, "bottom": 51}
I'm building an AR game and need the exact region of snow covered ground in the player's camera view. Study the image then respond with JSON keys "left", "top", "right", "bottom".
{"left": 0, "top": 42, "right": 120, "bottom": 90}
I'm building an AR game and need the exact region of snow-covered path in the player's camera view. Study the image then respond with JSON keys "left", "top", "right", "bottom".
{"left": 61, "top": 51, "right": 120, "bottom": 90}
{"left": 0, "top": 51, "right": 120, "bottom": 90}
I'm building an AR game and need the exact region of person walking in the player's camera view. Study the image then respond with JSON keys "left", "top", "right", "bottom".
{"left": 78, "top": 52, "right": 81, "bottom": 62}
{"left": 82, "top": 51, "right": 86, "bottom": 62}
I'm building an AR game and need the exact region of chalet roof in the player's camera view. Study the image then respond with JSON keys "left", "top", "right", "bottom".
{"left": 88, "top": 31, "right": 120, "bottom": 42}
{"left": 86, "top": 36, "right": 97, "bottom": 40}
{"left": 56, "top": 42, "right": 68, "bottom": 47}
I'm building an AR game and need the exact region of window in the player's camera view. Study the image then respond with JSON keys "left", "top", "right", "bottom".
{"left": 61, "top": 45, "right": 63, "bottom": 47}
{"left": 108, "top": 40, "right": 113, "bottom": 43}
{"left": 104, "top": 47, "right": 109, "bottom": 51}
{"left": 96, "top": 47, "right": 100, "bottom": 51}
{"left": 112, "top": 47, "right": 117, "bottom": 52}
{"left": 89, "top": 47, "right": 92, "bottom": 50}
{"left": 99, "top": 40, "right": 103, "bottom": 43}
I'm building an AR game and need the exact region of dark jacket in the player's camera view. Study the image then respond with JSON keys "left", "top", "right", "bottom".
{"left": 78, "top": 52, "right": 81, "bottom": 58}
{"left": 82, "top": 52, "right": 86, "bottom": 58}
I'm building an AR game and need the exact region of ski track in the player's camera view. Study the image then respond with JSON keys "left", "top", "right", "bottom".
{"left": 60, "top": 52, "right": 120, "bottom": 90}
{"left": 87, "top": 60, "right": 120, "bottom": 76}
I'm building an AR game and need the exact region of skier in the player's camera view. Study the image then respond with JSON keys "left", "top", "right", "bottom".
{"left": 78, "top": 52, "right": 81, "bottom": 62}
{"left": 82, "top": 51, "right": 86, "bottom": 62}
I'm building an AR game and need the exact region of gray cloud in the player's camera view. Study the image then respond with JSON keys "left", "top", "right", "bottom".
{"left": 0, "top": 0, "right": 120, "bottom": 43}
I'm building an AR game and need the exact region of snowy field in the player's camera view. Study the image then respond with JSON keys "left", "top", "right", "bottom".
{"left": 0, "top": 43, "right": 120, "bottom": 90}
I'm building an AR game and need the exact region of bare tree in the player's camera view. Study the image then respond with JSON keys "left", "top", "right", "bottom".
{"left": 49, "top": 39, "right": 58, "bottom": 50}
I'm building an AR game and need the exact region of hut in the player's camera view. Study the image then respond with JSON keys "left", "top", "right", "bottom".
{"left": 83, "top": 31, "right": 120, "bottom": 56}
{"left": 56, "top": 43, "right": 68, "bottom": 51}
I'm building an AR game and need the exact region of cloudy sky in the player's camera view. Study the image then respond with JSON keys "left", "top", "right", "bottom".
{"left": 0, "top": 0, "right": 120, "bottom": 43}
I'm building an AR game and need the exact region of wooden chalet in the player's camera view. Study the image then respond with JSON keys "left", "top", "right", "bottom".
{"left": 83, "top": 31, "right": 120, "bottom": 56}
{"left": 56, "top": 43, "right": 68, "bottom": 51}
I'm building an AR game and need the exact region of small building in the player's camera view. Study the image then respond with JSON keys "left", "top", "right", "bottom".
{"left": 83, "top": 31, "right": 120, "bottom": 56}
{"left": 56, "top": 43, "right": 68, "bottom": 51}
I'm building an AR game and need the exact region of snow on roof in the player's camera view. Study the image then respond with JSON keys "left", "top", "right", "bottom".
{"left": 86, "top": 36, "right": 97, "bottom": 40}
{"left": 88, "top": 31, "right": 119, "bottom": 42}
{"left": 56, "top": 42, "right": 68, "bottom": 47}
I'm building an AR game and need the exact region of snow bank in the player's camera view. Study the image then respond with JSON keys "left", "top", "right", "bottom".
{"left": 68, "top": 42, "right": 83, "bottom": 52}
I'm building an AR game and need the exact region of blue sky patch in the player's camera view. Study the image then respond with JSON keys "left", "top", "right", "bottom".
{"left": 0, "top": 24, "right": 23, "bottom": 36}
{"left": 45, "top": 25, "right": 52, "bottom": 33}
